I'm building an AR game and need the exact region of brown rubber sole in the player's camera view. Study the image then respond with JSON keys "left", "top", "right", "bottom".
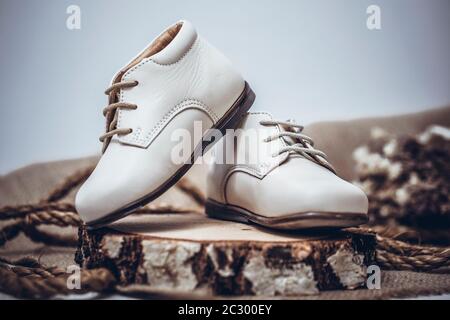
{"left": 205, "top": 198, "right": 368, "bottom": 230}
{"left": 87, "top": 82, "right": 255, "bottom": 229}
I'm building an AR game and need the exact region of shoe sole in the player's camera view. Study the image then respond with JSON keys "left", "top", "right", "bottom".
{"left": 205, "top": 198, "right": 368, "bottom": 230}
{"left": 86, "top": 82, "right": 256, "bottom": 229}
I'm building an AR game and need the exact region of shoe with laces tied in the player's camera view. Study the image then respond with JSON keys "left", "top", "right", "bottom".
{"left": 75, "top": 20, "right": 255, "bottom": 228}
{"left": 206, "top": 112, "right": 368, "bottom": 230}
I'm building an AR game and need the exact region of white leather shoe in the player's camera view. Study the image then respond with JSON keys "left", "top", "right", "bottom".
{"left": 76, "top": 20, "right": 255, "bottom": 228}
{"left": 206, "top": 112, "right": 368, "bottom": 230}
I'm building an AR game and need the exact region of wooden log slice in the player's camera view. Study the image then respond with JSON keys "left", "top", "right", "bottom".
{"left": 77, "top": 213, "right": 376, "bottom": 296}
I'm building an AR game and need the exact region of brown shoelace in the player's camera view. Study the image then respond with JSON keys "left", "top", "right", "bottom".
{"left": 99, "top": 80, "right": 139, "bottom": 152}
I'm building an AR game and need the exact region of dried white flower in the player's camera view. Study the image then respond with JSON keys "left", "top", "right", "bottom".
{"left": 370, "top": 127, "right": 388, "bottom": 140}
{"left": 387, "top": 162, "right": 402, "bottom": 180}
{"left": 383, "top": 139, "right": 397, "bottom": 157}
{"left": 418, "top": 125, "right": 450, "bottom": 144}
{"left": 395, "top": 188, "right": 410, "bottom": 205}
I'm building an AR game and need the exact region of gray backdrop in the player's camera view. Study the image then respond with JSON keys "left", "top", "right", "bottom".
{"left": 0, "top": 0, "right": 449, "bottom": 174}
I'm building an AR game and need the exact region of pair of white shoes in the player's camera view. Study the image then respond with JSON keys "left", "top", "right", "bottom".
{"left": 76, "top": 20, "right": 368, "bottom": 229}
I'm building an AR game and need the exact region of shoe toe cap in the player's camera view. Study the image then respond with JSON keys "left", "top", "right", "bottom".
{"left": 227, "top": 159, "right": 369, "bottom": 219}
{"left": 75, "top": 165, "right": 145, "bottom": 224}
{"left": 75, "top": 177, "right": 118, "bottom": 224}
{"left": 258, "top": 179, "right": 368, "bottom": 217}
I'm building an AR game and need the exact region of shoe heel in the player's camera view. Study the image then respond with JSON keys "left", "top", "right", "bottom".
{"left": 205, "top": 198, "right": 250, "bottom": 224}
{"left": 202, "top": 82, "right": 255, "bottom": 154}
{"left": 220, "top": 82, "right": 256, "bottom": 132}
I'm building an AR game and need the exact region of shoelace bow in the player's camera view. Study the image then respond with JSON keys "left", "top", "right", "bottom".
{"left": 99, "top": 80, "right": 139, "bottom": 152}
{"left": 259, "top": 119, "right": 336, "bottom": 173}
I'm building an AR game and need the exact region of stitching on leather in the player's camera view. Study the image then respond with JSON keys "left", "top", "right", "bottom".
{"left": 219, "top": 114, "right": 292, "bottom": 202}
{"left": 222, "top": 117, "right": 287, "bottom": 174}
{"left": 221, "top": 165, "right": 263, "bottom": 203}
{"left": 120, "top": 99, "right": 219, "bottom": 147}
{"left": 252, "top": 113, "right": 288, "bottom": 147}
{"left": 117, "top": 86, "right": 125, "bottom": 128}
{"left": 220, "top": 114, "right": 290, "bottom": 200}
{"left": 145, "top": 100, "right": 218, "bottom": 140}
{"left": 121, "top": 36, "right": 200, "bottom": 81}
{"left": 114, "top": 37, "right": 202, "bottom": 131}
{"left": 149, "top": 35, "right": 200, "bottom": 66}
{"left": 247, "top": 111, "right": 274, "bottom": 118}
{"left": 116, "top": 36, "right": 207, "bottom": 134}
{"left": 222, "top": 170, "right": 234, "bottom": 204}
{"left": 245, "top": 111, "right": 287, "bottom": 146}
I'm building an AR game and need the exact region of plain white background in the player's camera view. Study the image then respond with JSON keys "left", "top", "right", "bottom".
{"left": 0, "top": 0, "right": 449, "bottom": 174}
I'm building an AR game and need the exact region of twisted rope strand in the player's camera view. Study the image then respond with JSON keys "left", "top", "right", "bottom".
{"left": 0, "top": 261, "right": 116, "bottom": 299}
{"left": 376, "top": 249, "right": 450, "bottom": 271}
{"left": 0, "top": 203, "right": 76, "bottom": 220}
{"left": 0, "top": 257, "right": 66, "bottom": 278}
{"left": 349, "top": 227, "right": 450, "bottom": 271}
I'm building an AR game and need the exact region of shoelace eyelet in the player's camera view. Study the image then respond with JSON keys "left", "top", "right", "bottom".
{"left": 100, "top": 80, "right": 140, "bottom": 152}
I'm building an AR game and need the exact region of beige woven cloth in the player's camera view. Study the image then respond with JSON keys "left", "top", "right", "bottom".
{"left": 1, "top": 106, "right": 450, "bottom": 299}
